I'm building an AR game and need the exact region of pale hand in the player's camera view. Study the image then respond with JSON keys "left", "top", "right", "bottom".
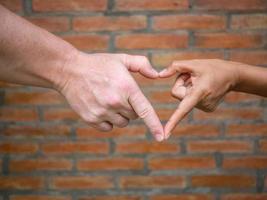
{"left": 57, "top": 52, "right": 165, "bottom": 141}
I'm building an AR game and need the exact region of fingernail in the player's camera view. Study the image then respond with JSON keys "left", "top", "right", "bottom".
{"left": 159, "top": 69, "right": 167, "bottom": 75}
{"left": 165, "top": 132, "right": 171, "bottom": 140}
{"left": 152, "top": 69, "right": 159, "bottom": 77}
{"left": 155, "top": 134, "right": 164, "bottom": 142}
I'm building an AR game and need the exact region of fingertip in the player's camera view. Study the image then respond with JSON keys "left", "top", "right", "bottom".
{"left": 159, "top": 69, "right": 168, "bottom": 77}
{"left": 164, "top": 122, "right": 174, "bottom": 139}
{"left": 150, "top": 68, "right": 160, "bottom": 78}
{"left": 155, "top": 133, "right": 164, "bottom": 142}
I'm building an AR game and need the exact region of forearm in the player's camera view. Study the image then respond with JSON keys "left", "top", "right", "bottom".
{"left": 234, "top": 62, "right": 267, "bottom": 97}
{"left": 0, "top": 5, "right": 76, "bottom": 89}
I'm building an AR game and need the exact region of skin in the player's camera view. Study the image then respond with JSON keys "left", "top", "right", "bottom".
{"left": 0, "top": 5, "right": 165, "bottom": 141}
{"left": 159, "top": 59, "right": 267, "bottom": 139}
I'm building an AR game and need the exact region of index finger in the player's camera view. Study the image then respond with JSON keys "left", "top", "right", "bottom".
{"left": 164, "top": 89, "right": 203, "bottom": 139}
{"left": 128, "top": 87, "right": 164, "bottom": 142}
{"left": 159, "top": 60, "right": 197, "bottom": 78}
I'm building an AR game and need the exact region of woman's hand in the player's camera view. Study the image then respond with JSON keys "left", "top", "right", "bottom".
{"left": 159, "top": 59, "right": 241, "bottom": 139}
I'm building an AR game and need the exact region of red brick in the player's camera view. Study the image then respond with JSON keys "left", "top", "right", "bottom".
{"left": 115, "top": 141, "right": 180, "bottom": 154}
{"left": 77, "top": 157, "right": 143, "bottom": 171}
{"left": 0, "top": 0, "right": 22, "bottom": 12}
{"left": 227, "top": 124, "right": 267, "bottom": 136}
{"left": 149, "top": 90, "right": 177, "bottom": 104}
{"left": 187, "top": 140, "right": 252, "bottom": 153}
{"left": 32, "top": 0, "right": 107, "bottom": 12}
{"left": 171, "top": 124, "right": 219, "bottom": 138}
{"left": 0, "top": 107, "right": 38, "bottom": 122}
{"left": 152, "top": 51, "right": 224, "bottom": 67}
{"left": 76, "top": 125, "right": 146, "bottom": 139}
{"left": 149, "top": 156, "right": 215, "bottom": 170}
{"left": 73, "top": 16, "right": 146, "bottom": 32}
{"left": 43, "top": 108, "right": 79, "bottom": 121}
{"left": 259, "top": 140, "right": 267, "bottom": 152}
{"left": 116, "top": 34, "right": 188, "bottom": 49}
{"left": 195, "top": 33, "right": 263, "bottom": 49}
{"left": 11, "top": 196, "right": 71, "bottom": 200}
{"left": 51, "top": 176, "right": 113, "bottom": 189}
{"left": 224, "top": 92, "right": 261, "bottom": 103}
{"left": 115, "top": 0, "right": 189, "bottom": 11}
{"left": 0, "top": 143, "right": 38, "bottom": 154}
{"left": 119, "top": 176, "right": 185, "bottom": 188}
{"left": 194, "top": 0, "right": 267, "bottom": 11}
{"left": 223, "top": 157, "right": 267, "bottom": 169}
{"left": 231, "top": 14, "right": 267, "bottom": 30}
{"left": 79, "top": 196, "right": 142, "bottom": 200}
{"left": 62, "top": 35, "right": 109, "bottom": 51}
{"left": 26, "top": 16, "right": 69, "bottom": 32}
{"left": 150, "top": 194, "right": 214, "bottom": 200}
{"left": 194, "top": 108, "right": 262, "bottom": 121}
{"left": 2, "top": 125, "right": 70, "bottom": 138}
{"left": 10, "top": 159, "right": 72, "bottom": 172}
{"left": 0, "top": 177, "right": 44, "bottom": 190}
{"left": 222, "top": 194, "right": 267, "bottom": 200}
{"left": 42, "top": 142, "right": 109, "bottom": 155}
{"left": 4, "top": 91, "right": 64, "bottom": 105}
{"left": 229, "top": 51, "right": 267, "bottom": 66}
{"left": 153, "top": 15, "right": 226, "bottom": 30}
{"left": 191, "top": 175, "right": 256, "bottom": 188}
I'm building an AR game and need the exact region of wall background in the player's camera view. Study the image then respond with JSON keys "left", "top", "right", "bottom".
{"left": 0, "top": 0, "right": 267, "bottom": 200}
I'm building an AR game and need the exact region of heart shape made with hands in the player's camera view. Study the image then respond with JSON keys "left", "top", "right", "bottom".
{"left": 133, "top": 69, "right": 192, "bottom": 142}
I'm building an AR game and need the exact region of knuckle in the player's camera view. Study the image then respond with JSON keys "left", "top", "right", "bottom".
{"left": 84, "top": 115, "right": 99, "bottom": 124}
{"left": 171, "top": 87, "right": 178, "bottom": 96}
{"left": 118, "top": 119, "right": 129, "bottom": 128}
{"left": 106, "top": 95, "right": 122, "bottom": 108}
{"left": 95, "top": 109, "right": 107, "bottom": 118}
{"left": 100, "top": 126, "right": 112, "bottom": 132}
{"left": 138, "top": 107, "right": 151, "bottom": 119}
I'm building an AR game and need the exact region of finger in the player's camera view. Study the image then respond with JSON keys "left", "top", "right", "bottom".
{"left": 91, "top": 122, "right": 113, "bottom": 132}
{"left": 129, "top": 87, "right": 164, "bottom": 142}
{"left": 159, "top": 60, "right": 196, "bottom": 78}
{"left": 119, "top": 109, "right": 138, "bottom": 120}
{"left": 165, "top": 89, "right": 203, "bottom": 138}
{"left": 105, "top": 113, "right": 129, "bottom": 128}
{"left": 172, "top": 85, "right": 187, "bottom": 101}
{"left": 171, "top": 74, "right": 190, "bottom": 100}
{"left": 120, "top": 54, "right": 159, "bottom": 79}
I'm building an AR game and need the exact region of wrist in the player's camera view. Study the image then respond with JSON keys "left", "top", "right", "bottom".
{"left": 225, "top": 61, "right": 243, "bottom": 92}
{"left": 50, "top": 44, "right": 80, "bottom": 92}
{"left": 29, "top": 41, "right": 79, "bottom": 91}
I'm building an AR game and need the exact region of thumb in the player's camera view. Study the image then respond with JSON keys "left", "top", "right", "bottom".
{"left": 129, "top": 87, "right": 164, "bottom": 142}
{"left": 120, "top": 54, "right": 159, "bottom": 79}
{"left": 164, "top": 88, "right": 203, "bottom": 139}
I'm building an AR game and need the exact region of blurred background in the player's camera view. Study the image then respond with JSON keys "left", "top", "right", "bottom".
{"left": 0, "top": 0, "right": 267, "bottom": 200}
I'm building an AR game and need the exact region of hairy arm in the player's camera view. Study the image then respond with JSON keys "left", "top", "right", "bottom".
{"left": 0, "top": 5, "right": 74, "bottom": 88}
{"left": 0, "top": 5, "right": 164, "bottom": 141}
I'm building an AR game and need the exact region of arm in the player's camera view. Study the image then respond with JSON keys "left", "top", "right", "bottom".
{"left": 0, "top": 5, "right": 164, "bottom": 141}
{"left": 159, "top": 59, "right": 267, "bottom": 138}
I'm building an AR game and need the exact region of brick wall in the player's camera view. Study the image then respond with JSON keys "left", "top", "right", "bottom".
{"left": 0, "top": 0, "right": 267, "bottom": 200}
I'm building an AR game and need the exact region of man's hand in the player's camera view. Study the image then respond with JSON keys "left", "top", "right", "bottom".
{"left": 159, "top": 59, "right": 240, "bottom": 139}
{"left": 57, "top": 52, "right": 164, "bottom": 141}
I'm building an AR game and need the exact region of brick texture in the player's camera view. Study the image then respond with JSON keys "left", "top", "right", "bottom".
{"left": 0, "top": 0, "right": 266, "bottom": 200}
